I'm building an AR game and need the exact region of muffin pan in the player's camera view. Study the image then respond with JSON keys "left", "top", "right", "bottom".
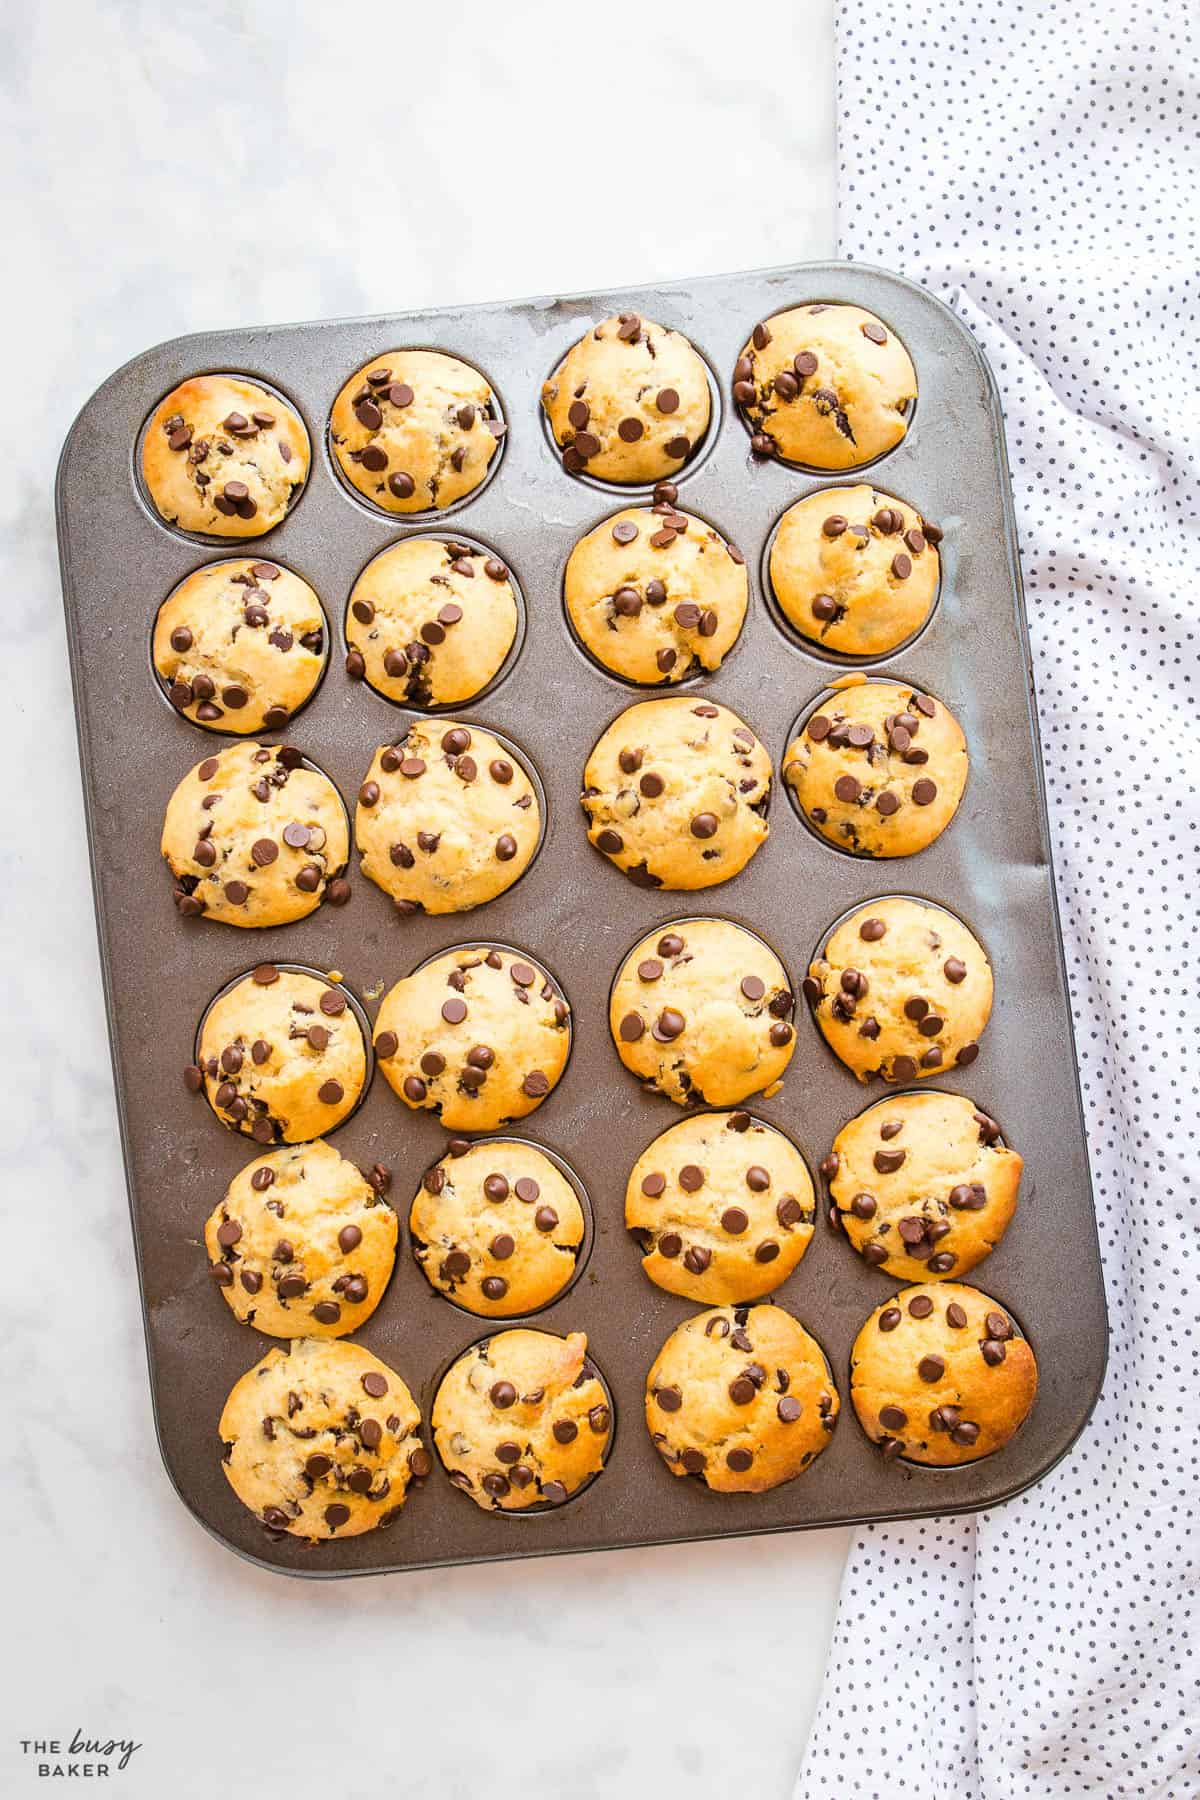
{"left": 56, "top": 262, "right": 1106, "bottom": 1576}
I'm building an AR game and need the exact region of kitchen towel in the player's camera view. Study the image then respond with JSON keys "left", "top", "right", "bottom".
{"left": 798, "top": 4, "right": 1199, "bottom": 1797}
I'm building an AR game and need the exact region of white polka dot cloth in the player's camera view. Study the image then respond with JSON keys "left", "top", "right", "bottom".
{"left": 798, "top": 5, "right": 1199, "bottom": 1796}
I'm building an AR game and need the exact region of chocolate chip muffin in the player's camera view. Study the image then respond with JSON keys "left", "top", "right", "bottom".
{"left": 205, "top": 1139, "right": 397, "bottom": 1338}
{"left": 542, "top": 313, "right": 711, "bottom": 484}
{"left": 850, "top": 1283, "right": 1038, "bottom": 1465}
{"left": 219, "top": 1337, "right": 425, "bottom": 1540}
{"left": 432, "top": 1329, "right": 611, "bottom": 1511}
{"left": 769, "top": 486, "right": 941, "bottom": 656}
{"left": 344, "top": 537, "right": 518, "bottom": 707}
{"left": 582, "top": 698, "right": 770, "bottom": 890}
{"left": 189, "top": 966, "right": 367, "bottom": 1143}
{"left": 410, "top": 1140, "right": 585, "bottom": 1317}
{"left": 329, "top": 350, "right": 502, "bottom": 514}
{"left": 564, "top": 501, "right": 748, "bottom": 684}
{"left": 374, "top": 947, "right": 570, "bottom": 1132}
{"left": 806, "top": 897, "right": 993, "bottom": 1084}
{"left": 626, "top": 1111, "right": 815, "bottom": 1304}
{"left": 734, "top": 305, "right": 916, "bottom": 470}
{"left": 142, "top": 375, "right": 309, "bottom": 536}
{"left": 645, "top": 1304, "right": 838, "bottom": 1493}
{"left": 162, "top": 742, "right": 349, "bottom": 927}
{"left": 610, "top": 920, "right": 795, "bottom": 1106}
{"left": 153, "top": 559, "right": 326, "bottom": 733}
{"left": 355, "top": 721, "right": 540, "bottom": 916}
{"left": 783, "top": 680, "right": 967, "bottom": 856}
{"left": 824, "top": 1091, "right": 1022, "bottom": 1280}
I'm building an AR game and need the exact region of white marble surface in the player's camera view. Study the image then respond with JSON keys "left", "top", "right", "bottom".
{"left": 3, "top": 3, "right": 841, "bottom": 1794}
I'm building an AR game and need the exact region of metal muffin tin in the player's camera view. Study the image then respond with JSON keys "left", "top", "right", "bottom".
{"left": 56, "top": 262, "right": 1107, "bottom": 1577}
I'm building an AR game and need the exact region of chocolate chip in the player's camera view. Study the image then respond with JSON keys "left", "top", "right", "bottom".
{"left": 912, "top": 778, "right": 938, "bottom": 806}
{"left": 918, "top": 1354, "right": 945, "bottom": 1382}
{"left": 861, "top": 320, "right": 888, "bottom": 345}
{"left": 908, "top": 1295, "right": 934, "bottom": 1318}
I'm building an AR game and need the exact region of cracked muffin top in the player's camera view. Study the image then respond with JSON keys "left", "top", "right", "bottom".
{"left": 330, "top": 349, "right": 503, "bottom": 514}
{"left": 734, "top": 304, "right": 916, "bottom": 470}
{"left": 153, "top": 557, "right": 326, "bottom": 733}
{"left": 344, "top": 537, "right": 518, "bottom": 707}
{"left": 219, "top": 1337, "right": 425, "bottom": 1540}
{"left": 646, "top": 1303, "right": 839, "bottom": 1493}
{"left": 189, "top": 965, "right": 367, "bottom": 1144}
{"left": 142, "top": 374, "right": 309, "bottom": 536}
{"left": 161, "top": 741, "right": 350, "bottom": 927}
{"left": 432, "top": 1329, "right": 611, "bottom": 1512}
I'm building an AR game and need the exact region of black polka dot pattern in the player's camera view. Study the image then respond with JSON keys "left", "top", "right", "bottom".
{"left": 800, "top": 7, "right": 1199, "bottom": 1794}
